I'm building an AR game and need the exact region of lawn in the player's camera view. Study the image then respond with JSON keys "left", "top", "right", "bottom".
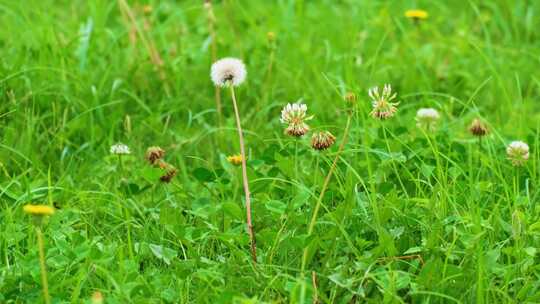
{"left": 1, "top": 0, "right": 540, "bottom": 303}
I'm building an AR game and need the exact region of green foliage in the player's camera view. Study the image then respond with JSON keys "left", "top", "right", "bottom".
{"left": 1, "top": 0, "right": 540, "bottom": 303}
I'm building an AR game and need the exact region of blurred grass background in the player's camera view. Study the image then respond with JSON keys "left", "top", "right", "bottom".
{"left": 1, "top": 0, "right": 540, "bottom": 303}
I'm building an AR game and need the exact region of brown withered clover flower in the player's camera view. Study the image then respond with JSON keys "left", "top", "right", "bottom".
{"left": 469, "top": 118, "right": 488, "bottom": 137}
{"left": 311, "top": 131, "right": 336, "bottom": 151}
{"left": 145, "top": 146, "right": 165, "bottom": 165}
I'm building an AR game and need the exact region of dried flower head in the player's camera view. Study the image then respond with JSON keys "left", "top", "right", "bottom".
{"left": 227, "top": 154, "right": 243, "bottom": 166}
{"left": 311, "top": 131, "right": 336, "bottom": 151}
{"left": 506, "top": 141, "right": 529, "bottom": 166}
{"left": 211, "top": 57, "right": 247, "bottom": 87}
{"left": 469, "top": 118, "right": 488, "bottom": 137}
{"left": 415, "top": 108, "right": 440, "bottom": 131}
{"left": 405, "top": 9, "right": 428, "bottom": 20}
{"left": 280, "top": 103, "right": 313, "bottom": 137}
{"left": 344, "top": 92, "right": 357, "bottom": 103}
{"left": 145, "top": 146, "right": 165, "bottom": 165}
{"left": 159, "top": 163, "right": 177, "bottom": 183}
{"left": 368, "top": 84, "right": 399, "bottom": 120}
{"left": 23, "top": 204, "right": 55, "bottom": 216}
{"left": 110, "top": 143, "right": 131, "bottom": 155}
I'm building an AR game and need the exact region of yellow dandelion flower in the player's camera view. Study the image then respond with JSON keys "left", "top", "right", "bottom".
{"left": 227, "top": 154, "right": 243, "bottom": 166}
{"left": 405, "top": 9, "right": 428, "bottom": 20}
{"left": 23, "top": 204, "right": 55, "bottom": 216}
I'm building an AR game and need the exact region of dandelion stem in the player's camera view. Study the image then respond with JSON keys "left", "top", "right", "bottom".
{"left": 301, "top": 112, "right": 353, "bottom": 272}
{"left": 36, "top": 227, "right": 51, "bottom": 304}
{"left": 229, "top": 85, "right": 257, "bottom": 263}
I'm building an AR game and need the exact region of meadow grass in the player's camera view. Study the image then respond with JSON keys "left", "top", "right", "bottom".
{"left": 1, "top": 0, "right": 540, "bottom": 303}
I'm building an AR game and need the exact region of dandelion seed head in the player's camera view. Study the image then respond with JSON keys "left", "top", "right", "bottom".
{"left": 110, "top": 143, "right": 131, "bottom": 155}
{"left": 416, "top": 108, "right": 440, "bottom": 131}
{"left": 506, "top": 141, "right": 529, "bottom": 166}
{"left": 311, "top": 131, "right": 336, "bottom": 151}
{"left": 211, "top": 57, "right": 247, "bottom": 87}
{"left": 368, "top": 84, "right": 399, "bottom": 120}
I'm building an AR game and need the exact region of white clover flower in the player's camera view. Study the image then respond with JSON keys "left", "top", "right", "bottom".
{"left": 110, "top": 143, "right": 131, "bottom": 155}
{"left": 506, "top": 141, "right": 529, "bottom": 166}
{"left": 415, "top": 108, "right": 440, "bottom": 131}
{"left": 210, "top": 57, "right": 247, "bottom": 87}
{"left": 368, "top": 84, "right": 399, "bottom": 120}
{"left": 280, "top": 103, "right": 313, "bottom": 137}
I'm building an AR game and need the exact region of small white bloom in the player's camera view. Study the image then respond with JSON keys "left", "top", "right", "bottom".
{"left": 280, "top": 103, "right": 313, "bottom": 137}
{"left": 210, "top": 57, "right": 247, "bottom": 87}
{"left": 506, "top": 141, "right": 529, "bottom": 166}
{"left": 368, "top": 84, "right": 399, "bottom": 119}
{"left": 280, "top": 103, "right": 311, "bottom": 124}
{"left": 416, "top": 108, "right": 440, "bottom": 131}
{"left": 110, "top": 143, "right": 131, "bottom": 155}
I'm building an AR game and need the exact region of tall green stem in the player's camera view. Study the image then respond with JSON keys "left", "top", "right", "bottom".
{"left": 230, "top": 85, "right": 257, "bottom": 263}
{"left": 36, "top": 228, "right": 51, "bottom": 304}
{"left": 301, "top": 112, "right": 353, "bottom": 272}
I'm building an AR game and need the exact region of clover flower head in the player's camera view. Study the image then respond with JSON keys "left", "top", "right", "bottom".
{"left": 145, "top": 146, "right": 165, "bottom": 165}
{"left": 416, "top": 108, "right": 440, "bottom": 131}
{"left": 280, "top": 103, "right": 313, "bottom": 137}
{"left": 469, "top": 118, "right": 488, "bottom": 137}
{"left": 210, "top": 57, "right": 247, "bottom": 87}
{"left": 311, "top": 131, "right": 336, "bottom": 151}
{"left": 159, "top": 163, "right": 177, "bottom": 183}
{"left": 368, "top": 84, "right": 399, "bottom": 120}
{"left": 506, "top": 141, "right": 529, "bottom": 166}
{"left": 110, "top": 143, "right": 131, "bottom": 155}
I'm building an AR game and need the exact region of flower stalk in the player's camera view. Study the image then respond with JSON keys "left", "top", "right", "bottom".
{"left": 301, "top": 110, "right": 353, "bottom": 271}
{"left": 229, "top": 85, "right": 257, "bottom": 262}
{"left": 36, "top": 227, "right": 51, "bottom": 304}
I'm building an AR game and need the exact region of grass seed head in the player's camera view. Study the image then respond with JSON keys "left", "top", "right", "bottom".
{"left": 211, "top": 58, "right": 247, "bottom": 87}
